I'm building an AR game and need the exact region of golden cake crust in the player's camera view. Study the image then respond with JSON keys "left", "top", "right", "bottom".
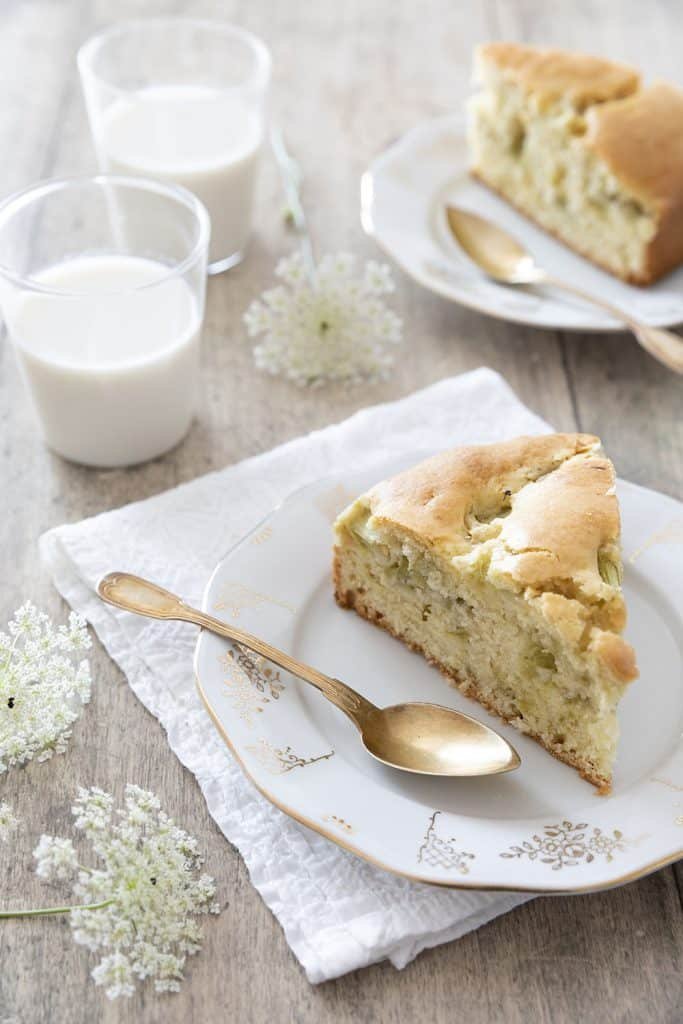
{"left": 585, "top": 83, "right": 683, "bottom": 282}
{"left": 477, "top": 42, "right": 640, "bottom": 108}
{"left": 586, "top": 84, "right": 683, "bottom": 205}
{"left": 355, "top": 435, "right": 637, "bottom": 684}
{"left": 364, "top": 433, "right": 605, "bottom": 563}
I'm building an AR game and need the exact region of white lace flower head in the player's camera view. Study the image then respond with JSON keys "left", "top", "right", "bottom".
{"left": 34, "top": 835, "right": 80, "bottom": 881}
{"left": 33, "top": 784, "right": 220, "bottom": 999}
{"left": 0, "top": 801, "right": 19, "bottom": 842}
{"left": 244, "top": 251, "right": 403, "bottom": 386}
{"left": 0, "top": 603, "right": 91, "bottom": 772}
{"left": 91, "top": 952, "right": 135, "bottom": 1000}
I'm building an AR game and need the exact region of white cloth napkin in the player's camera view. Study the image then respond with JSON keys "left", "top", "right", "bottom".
{"left": 41, "top": 368, "right": 547, "bottom": 983}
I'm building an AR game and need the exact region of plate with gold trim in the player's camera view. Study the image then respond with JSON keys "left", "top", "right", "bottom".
{"left": 194, "top": 454, "right": 683, "bottom": 891}
{"left": 361, "top": 115, "right": 683, "bottom": 332}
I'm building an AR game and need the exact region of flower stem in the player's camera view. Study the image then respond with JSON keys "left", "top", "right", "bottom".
{"left": 0, "top": 897, "right": 114, "bottom": 919}
{"left": 270, "top": 125, "right": 317, "bottom": 286}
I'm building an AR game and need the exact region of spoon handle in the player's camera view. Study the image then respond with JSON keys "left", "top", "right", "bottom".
{"left": 541, "top": 273, "right": 683, "bottom": 374}
{"left": 97, "top": 572, "right": 375, "bottom": 727}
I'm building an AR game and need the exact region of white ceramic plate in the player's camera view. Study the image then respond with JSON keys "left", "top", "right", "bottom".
{"left": 361, "top": 115, "right": 683, "bottom": 332}
{"left": 195, "top": 454, "right": 683, "bottom": 892}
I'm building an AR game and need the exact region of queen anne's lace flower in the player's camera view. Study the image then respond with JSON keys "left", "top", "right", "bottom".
{"left": 34, "top": 784, "right": 220, "bottom": 999}
{"left": 34, "top": 835, "right": 80, "bottom": 881}
{"left": 0, "top": 603, "right": 91, "bottom": 772}
{"left": 244, "top": 252, "right": 403, "bottom": 386}
{"left": 72, "top": 787, "right": 114, "bottom": 836}
{"left": 0, "top": 801, "right": 19, "bottom": 842}
{"left": 91, "top": 953, "right": 135, "bottom": 1000}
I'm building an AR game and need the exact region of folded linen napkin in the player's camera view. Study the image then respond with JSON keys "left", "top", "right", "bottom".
{"left": 41, "top": 368, "right": 547, "bottom": 983}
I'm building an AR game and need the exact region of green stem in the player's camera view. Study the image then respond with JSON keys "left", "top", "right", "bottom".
{"left": 270, "top": 125, "right": 317, "bottom": 287}
{"left": 0, "top": 897, "right": 114, "bottom": 919}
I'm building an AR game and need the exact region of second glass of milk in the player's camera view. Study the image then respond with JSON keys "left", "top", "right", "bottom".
{"left": 78, "top": 18, "right": 271, "bottom": 274}
{"left": 0, "top": 176, "right": 209, "bottom": 468}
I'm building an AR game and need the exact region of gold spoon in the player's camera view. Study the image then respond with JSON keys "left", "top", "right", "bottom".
{"left": 445, "top": 206, "right": 683, "bottom": 375}
{"left": 98, "top": 571, "right": 520, "bottom": 778}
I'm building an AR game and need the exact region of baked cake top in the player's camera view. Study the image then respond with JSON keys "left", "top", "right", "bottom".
{"left": 585, "top": 82, "right": 683, "bottom": 211}
{"left": 353, "top": 435, "right": 637, "bottom": 682}
{"left": 477, "top": 42, "right": 640, "bottom": 108}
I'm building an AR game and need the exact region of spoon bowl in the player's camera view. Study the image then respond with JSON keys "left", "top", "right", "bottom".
{"left": 98, "top": 571, "right": 521, "bottom": 779}
{"left": 361, "top": 701, "right": 521, "bottom": 776}
{"left": 446, "top": 205, "right": 542, "bottom": 284}
{"left": 445, "top": 204, "right": 683, "bottom": 374}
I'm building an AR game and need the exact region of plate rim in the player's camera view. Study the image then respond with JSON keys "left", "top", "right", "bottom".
{"left": 194, "top": 465, "right": 683, "bottom": 893}
{"left": 360, "top": 113, "right": 683, "bottom": 334}
{"left": 193, "top": 675, "right": 683, "bottom": 894}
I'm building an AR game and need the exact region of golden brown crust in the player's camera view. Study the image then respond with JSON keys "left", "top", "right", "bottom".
{"left": 364, "top": 433, "right": 601, "bottom": 552}
{"left": 590, "top": 630, "right": 638, "bottom": 683}
{"left": 585, "top": 83, "right": 683, "bottom": 283}
{"left": 333, "top": 573, "right": 611, "bottom": 792}
{"left": 492, "top": 451, "right": 618, "bottom": 588}
{"left": 586, "top": 84, "right": 683, "bottom": 208}
{"left": 471, "top": 169, "right": 658, "bottom": 285}
{"left": 534, "top": 591, "right": 588, "bottom": 646}
{"left": 477, "top": 42, "right": 639, "bottom": 109}
{"left": 337, "top": 435, "right": 637, "bottom": 683}
{"left": 365, "top": 433, "right": 617, "bottom": 589}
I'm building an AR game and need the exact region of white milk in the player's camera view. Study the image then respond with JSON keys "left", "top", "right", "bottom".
{"left": 100, "top": 86, "right": 262, "bottom": 266}
{"left": 6, "top": 256, "right": 201, "bottom": 467}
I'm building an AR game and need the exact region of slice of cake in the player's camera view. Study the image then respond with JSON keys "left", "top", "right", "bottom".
{"left": 468, "top": 43, "right": 683, "bottom": 284}
{"left": 333, "top": 435, "right": 638, "bottom": 792}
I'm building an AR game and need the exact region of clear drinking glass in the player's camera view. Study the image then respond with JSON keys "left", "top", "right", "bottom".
{"left": 78, "top": 18, "right": 271, "bottom": 274}
{"left": 0, "top": 175, "right": 209, "bottom": 468}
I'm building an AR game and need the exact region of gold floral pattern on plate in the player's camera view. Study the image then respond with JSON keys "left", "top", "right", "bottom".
{"left": 623, "top": 510, "right": 683, "bottom": 844}
{"left": 246, "top": 737, "right": 334, "bottom": 775}
{"left": 500, "top": 821, "right": 629, "bottom": 870}
{"left": 417, "top": 811, "right": 475, "bottom": 875}
{"left": 628, "top": 519, "right": 683, "bottom": 564}
{"left": 322, "top": 814, "right": 353, "bottom": 834}
{"left": 651, "top": 776, "right": 683, "bottom": 793}
{"left": 250, "top": 526, "right": 273, "bottom": 546}
{"left": 214, "top": 581, "right": 295, "bottom": 618}
{"left": 314, "top": 483, "right": 356, "bottom": 523}
{"left": 220, "top": 647, "right": 285, "bottom": 728}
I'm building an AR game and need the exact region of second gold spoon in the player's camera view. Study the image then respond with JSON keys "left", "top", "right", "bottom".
{"left": 446, "top": 205, "right": 683, "bottom": 374}
{"left": 97, "top": 571, "right": 520, "bottom": 778}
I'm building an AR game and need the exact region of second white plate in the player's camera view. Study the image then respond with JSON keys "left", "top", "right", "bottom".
{"left": 361, "top": 115, "right": 683, "bottom": 332}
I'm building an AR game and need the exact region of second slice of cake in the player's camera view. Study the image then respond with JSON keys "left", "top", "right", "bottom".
{"left": 468, "top": 43, "right": 683, "bottom": 284}
{"left": 333, "top": 434, "right": 638, "bottom": 792}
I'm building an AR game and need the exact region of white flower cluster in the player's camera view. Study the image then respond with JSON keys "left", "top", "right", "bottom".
{"left": 244, "top": 251, "right": 403, "bottom": 386}
{"left": 0, "top": 603, "right": 91, "bottom": 772}
{"left": 34, "top": 834, "right": 79, "bottom": 880}
{"left": 0, "top": 800, "right": 19, "bottom": 842}
{"left": 34, "top": 785, "right": 220, "bottom": 1000}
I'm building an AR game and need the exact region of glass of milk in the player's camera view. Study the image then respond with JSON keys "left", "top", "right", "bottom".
{"left": 0, "top": 175, "right": 210, "bottom": 468}
{"left": 78, "top": 18, "right": 271, "bottom": 275}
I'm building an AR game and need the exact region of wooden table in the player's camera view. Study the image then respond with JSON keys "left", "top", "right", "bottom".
{"left": 1, "top": 2, "right": 681, "bottom": 1021}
